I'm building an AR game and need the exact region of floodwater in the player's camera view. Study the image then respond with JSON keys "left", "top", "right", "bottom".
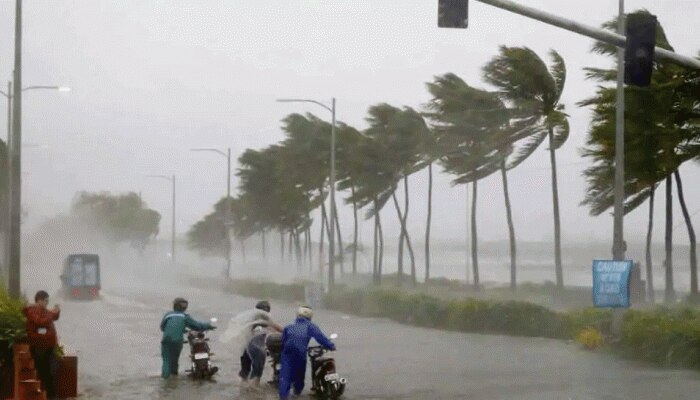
{"left": 53, "top": 272, "right": 700, "bottom": 400}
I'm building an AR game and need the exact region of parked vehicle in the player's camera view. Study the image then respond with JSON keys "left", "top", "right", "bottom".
{"left": 60, "top": 254, "right": 101, "bottom": 300}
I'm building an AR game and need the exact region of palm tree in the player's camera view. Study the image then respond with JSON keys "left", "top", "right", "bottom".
{"left": 344, "top": 132, "right": 395, "bottom": 284}
{"left": 580, "top": 10, "right": 699, "bottom": 302}
{"left": 335, "top": 122, "right": 367, "bottom": 275}
{"left": 482, "top": 47, "right": 570, "bottom": 290}
{"left": 424, "top": 74, "right": 514, "bottom": 289}
{"left": 360, "top": 104, "right": 427, "bottom": 287}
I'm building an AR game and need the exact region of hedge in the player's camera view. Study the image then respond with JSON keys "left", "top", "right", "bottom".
{"left": 228, "top": 280, "right": 700, "bottom": 370}
{"left": 0, "top": 285, "right": 25, "bottom": 369}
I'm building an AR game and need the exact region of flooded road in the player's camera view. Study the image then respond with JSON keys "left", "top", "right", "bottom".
{"left": 56, "top": 277, "right": 700, "bottom": 399}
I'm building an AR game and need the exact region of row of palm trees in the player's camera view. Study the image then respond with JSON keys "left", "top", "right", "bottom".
{"left": 187, "top": 44, "right": 572, "bottom": 292}
{"left": 187, "top": 11, "right": 700, "bottom": 300}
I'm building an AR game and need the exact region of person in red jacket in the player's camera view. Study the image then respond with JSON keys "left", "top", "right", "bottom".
{"left": 23, "top": 290, "right": 60, "bottom": 399}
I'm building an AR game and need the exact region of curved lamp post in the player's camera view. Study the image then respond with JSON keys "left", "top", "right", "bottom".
{"left": 191, "top": 147, "right": 232, "bottom": 277}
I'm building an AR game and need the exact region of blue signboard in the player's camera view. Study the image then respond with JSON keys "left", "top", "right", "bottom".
{"left": 592, "top": 260, "right": 633, "bottom": 308}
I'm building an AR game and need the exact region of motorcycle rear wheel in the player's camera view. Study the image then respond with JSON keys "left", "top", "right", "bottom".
{"left": 321, "top": 380, "right": 343, "bottom": 399}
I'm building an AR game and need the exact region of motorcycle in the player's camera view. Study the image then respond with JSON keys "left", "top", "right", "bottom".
{"left": 265, "top": 332, "right": 283, "bottom": 386}
{"left": 266, "top": 332, "right": 347, "bottom": 399}
{"left": 308, "top": 334, "right": 347, "bottom": 399}
{"left": 184, "top": 317, "right": 219, "bottom": 380}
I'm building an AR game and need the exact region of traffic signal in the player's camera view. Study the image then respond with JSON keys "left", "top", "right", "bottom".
{"left": 438, "top": 0, "right": 469, "bottom": 29}
{"left": 624, "top": 13, "right": 657, "bottom": 87}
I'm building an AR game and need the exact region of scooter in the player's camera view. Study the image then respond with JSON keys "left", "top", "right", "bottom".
{"left": 184, "top": 317, "right": 219, "bottom": 380}
{"left": 308, "top": 333, "right": 347, "bottom": 399}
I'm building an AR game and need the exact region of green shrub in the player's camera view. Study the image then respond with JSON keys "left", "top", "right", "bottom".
{"left": 323, "top": 287, "right": 565, "bottom": 338}
{"left": 231, "top": 279, "right": 700, "bottom": 371}
{"left": 0, "top": 285, "right": 25, "bottom": 368}
{"left": 618, "top": 307, "right": 700, "bottom": 369}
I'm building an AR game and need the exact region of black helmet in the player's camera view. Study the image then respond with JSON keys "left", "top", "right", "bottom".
{"left": 255, "top": 300, "right": 271, "bottom": 313}
{"left": 173, "top": 297, "right": 188, "bottom": 312}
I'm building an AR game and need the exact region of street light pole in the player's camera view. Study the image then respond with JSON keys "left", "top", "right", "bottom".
{"left": 191, "top": 147, "right": 232, "bottom": 277}
{"left": 146, "top": 175, "right": 176, "bottom": 264}
{"left": 8, "top": 0, "right": 22, "bottom": 297}
{"left": 0, "top": 80, "right": 70, "bottom": 292}
{"left": 276, "top": 97, "right": 337, "bottom": 289}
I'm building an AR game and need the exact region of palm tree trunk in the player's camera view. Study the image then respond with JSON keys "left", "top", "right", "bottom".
{"left": 391, "top": 188, "right": 416, "bottom": 287}
{"left": 674, "top": 170, "right": 698, "bottom": 298}
{"left": 351, "top": 185, "right": 358, "bottom": 275}
{"left": 302, "top": 227, "right": 308, "bottom": 272}
{"left": 307, "top": 226, "right": 313, "bottom": 273}
{"left": 295, "top": 229, "right": 303, "bottom": 272}
{"left": 280, "top": 230, "right": 285, "bottom": 266}
{"left": 664, "top": 175, "right": 675, "bottom": 303}
{"left": 645, "top": 185, "right": 655, "bottom": 304}
{"left": 392, "top": 191, "right": 405, "bottom": 287}
{"left": 334, "top": 203, "right": 344, "bottom": 275}
{"left": 288, "top": 232, "right": 294, "bottom": 266}
{"left": 471, "top": 181, "right": 480, "bottom": 290}
{"left": 548, "top": 128, "right": 564, "bottom": 289}
{"left": 240, "top": 239, "right": 246, "bottom": 264}
{"left": 373, "top": 198, "right": 379, "bottom": 284}
{"left": 425, "top": 162, "right": 433, "bottom": 283}
{"left": 320, "top": 203, "right": 327, "bottom": 275}
{"left": 404, "top": 176, "right": 416, "bottom": 287}
{"left": 378, "top": 209, "right": 384, "bottom": 285}
{"left": 332, "top": 190, "right": 342, "bottom": 275}
{"left": 501, "top": 161, "right": 517, "bottom": 291}
{"left": 262, "top": 230, "right": 267, "bottom": 261}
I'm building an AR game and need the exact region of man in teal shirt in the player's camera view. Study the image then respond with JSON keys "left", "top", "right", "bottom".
{"left": 160, "top": 297, "right": 215, "bottom": 378}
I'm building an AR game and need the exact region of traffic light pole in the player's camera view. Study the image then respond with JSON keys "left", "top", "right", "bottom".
{"left": 611, "top": 0, "right": 626, "bottom": 336}
{"left": 474, "top": 0, "right": 700, "bottom": 70}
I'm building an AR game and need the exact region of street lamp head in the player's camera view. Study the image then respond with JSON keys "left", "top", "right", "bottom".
{"left": 57, "top": 86, "right": 71, "bottom": 92}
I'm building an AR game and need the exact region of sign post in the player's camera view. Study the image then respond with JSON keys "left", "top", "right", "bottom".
{"left": 593, "top": 259, "right": 633, "bottom": 335}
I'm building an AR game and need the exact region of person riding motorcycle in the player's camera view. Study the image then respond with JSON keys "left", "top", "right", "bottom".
{"left": 239, "top": 300, "right": 283, "bottom": 387}
{"left": 278, "top": 305, "right": 335, "bottom": 400}
{"left": 160, "top": 297, "right": 216, "bottom": 378}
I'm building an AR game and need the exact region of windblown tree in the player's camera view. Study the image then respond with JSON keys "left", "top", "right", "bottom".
{"left": 334, "top": 122, "right": 368, "bottom": 275}
{"left": 71, "top": 191, "right": 160, "bottom": 251}
{"left": 424, "top": 73, "right": 515, "bottom": 290}
{"left": 344, "top": 127, "right": 397, "bottom": 285}
{"left": 579, "top": 11, "right": 699, "bottom": 303}
{"left": 235, "top": 144, "right": 315, "bottom": 270}
{"left": 278, "top": 114, "right": 337, "bottom": 271}
{"left": 187, "top": 197, "right": 235, "bottom": 259}
{"left": 482, "top": 46, "right": 570, "bottom": 290}
{"left": 359, "top": 104, "right": 428, "bottom": 287}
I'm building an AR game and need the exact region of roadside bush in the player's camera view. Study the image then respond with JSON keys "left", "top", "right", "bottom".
{"left": 0, "top": 286, "right": 25, "bottom": 368}
{"left": 618, "top": 307, "right": 700, "bottom": 369}
{"left": 234, "top": 279, "right": 700, "bottom": 371}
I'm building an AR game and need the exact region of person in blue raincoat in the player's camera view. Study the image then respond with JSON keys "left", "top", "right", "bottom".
{"left": 278, "top": 305, "right": 335, "bottom": 400}
{"left": 160, "top": 297, "right": 215, "bottom": 378}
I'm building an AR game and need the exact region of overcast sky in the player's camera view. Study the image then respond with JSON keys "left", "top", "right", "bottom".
{"left": 0, "top": 0, "right": 698, "bottom": 248}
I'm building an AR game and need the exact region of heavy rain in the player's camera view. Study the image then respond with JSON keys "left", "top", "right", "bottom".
{"left": 2, "top": 1, "right": 700, "bottom": 400}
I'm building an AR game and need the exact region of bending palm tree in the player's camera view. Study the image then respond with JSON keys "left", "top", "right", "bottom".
{"left": 483, "top": 47, "right": 570, "bottom": 289}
